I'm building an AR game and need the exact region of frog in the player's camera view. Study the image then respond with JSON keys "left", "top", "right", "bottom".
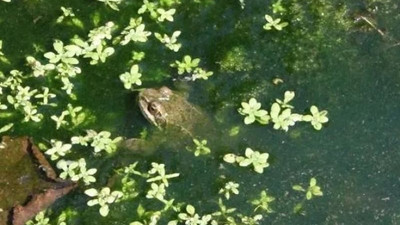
{"left": 119, "top": 86, "right": 211, "bottom": 153}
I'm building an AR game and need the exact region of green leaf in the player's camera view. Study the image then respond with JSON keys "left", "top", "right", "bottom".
{"left": 186, "top": 205, "right": 195, "bottom": 215}
{"left": 292, "top": 185, "right": 305, "bottom": 192}
{"left": 223, "top": 154, "right": 236, "bottom": 163}
{"left": 229, "top": 126, "right": 240, "bottom": 136}
{"left": 0, "top": 123, "right": 13, "bottom": 133}
{"left": 136, "top": 204, "right": 145, "bottom": 217}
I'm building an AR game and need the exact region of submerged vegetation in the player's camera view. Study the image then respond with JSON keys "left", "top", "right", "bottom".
{"left": 1, "top": 0, "right": 399, "bottom": 224}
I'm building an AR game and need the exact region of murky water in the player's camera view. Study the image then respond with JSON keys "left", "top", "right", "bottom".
{"left": 1, "top": 0, "right": 400, "bottom": 224}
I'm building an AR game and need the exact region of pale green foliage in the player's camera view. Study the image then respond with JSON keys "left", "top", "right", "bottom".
{"left": 25, "top": 211, "right": 50, "bottom": 225}
{"left": 132, "top": 51, "right": 145, "bottom": 62}
{"left": 146, "top": 162, "right": 180, "bottom": 187}
{"left": 292, "top": 177, "right": 323, "bottom": 200}
{"left": 177, "top": 205, "right": 212, "bottom": 225}
{"left": 138, "top": 0, "right": 158, "bottom": 18}
{"left": 170, "top": 55, "right": 200, "bottom": 75}
{"left": 87, "top": 22, "right": 115, "bottom": 47}
{"left": 0, "top": 40, "right": 10, "bottom": 63}
{"left": 239, "top": 0, "right": 245, "bottom": 9}
{"left": 51, "top": 104, "right": 84, "bottom": 129}
{"left": 132, "top": 210, "right": 162, "bottom": 225}
{"left": 238, "top": 98, "right": 270, "bottom": 125}
{"left": 54, "top": 21, "right": 116, "bottom": 69}
{"left": 56, "top": 209, "right": 78, "bottom": 225}
{"left": 270, "top": 103, "right": 302, "bottom": 131}
{"left": 211, "top": 198, "right": 236, "bottom": 222}
{"left": 187, "top": 138, "right": 211, "bottom": 156}
{"left": 119, "top": 175, "right": 139, "bottom": 200}
{"left": 119, "top": 64, "right": 142, "bottom": 89}
{"left": 91, "top": 130, "right": 123, "bottom": 153}
{"left": 44, "top": 40, "right": 80, "bottom": 65}
{"left": 224, "top": 148, "right": 269, "bottom": 174}
{"left": 119, "top": 18, "right": 152, "bottom": 45}
{"left": 84, "top": 44, "right": 115, "bottom": 65}
{"left": 251, "top": 190, "right": 275, "bottom": 213}
{"left": 240, "top": 214, "right": 263, "bottom": 225}
{"left": 51, "top": 111, "right": 69, "bottom": 129}
{"left": 85, "top": 187, "right": 123, "bottom": 217}
{"left": 57, "top": 158, "right": 97, "bottom": 185}
{"left": 56, "top": 7, "right": 75, "bottom": 23}
{"left": 97, "top": 0, "right": 122, "bottom": 11}
{"left": 263, "top": 14, "right": 288, "bottom": 31}
{"left": 6, "top": 84, "right": 43, "bottom": 123}
{"left": 42, "top": 39, "right": 82, "bottom": 94}
{"left": 192, "top": 68, "right": 213, "bottom": 81}
{"left": 170, "top": 55, "right": 214, "bottom": 81}
{"left": 229, "top": 126, "right": 240, "bottom": 136}
{"left": 219, "top": 181, "right": 239, "bottom": 200}
{"left": 302, "top": 106, "right": 329, "bottom": 130}
{"left": 34, "top": 87, "right": 56, "bottom": 105}
{"left": 275, "top": 90, "right": 294, "bottom": 108}
{"left": 154, "top": 31, "right": 181, "bottom": 52}
{"left": 146, "top": 182, "right": 166, "bottom": 201}
{"left": 272, "top": 0, "right": 285, "bottom": 14}
{"left": 45, "top": 139, "right": 72, "bottom": 160}
{"left": 71, "top": 130, "right": 122, "bottom": 154}
{"left": 157, "top": 8, "right": 176, "bottom": 22}
{"left": 0, "top": 123, "right": 13, "bottom": 133}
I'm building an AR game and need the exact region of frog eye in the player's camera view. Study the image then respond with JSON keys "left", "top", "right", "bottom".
{"left": 148, "top": 102, "right": 160, "bottom": 114}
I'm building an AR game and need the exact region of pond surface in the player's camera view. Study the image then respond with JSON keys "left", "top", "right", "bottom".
{"left": 1, "top": 0, "right": 400, "bottom": 224}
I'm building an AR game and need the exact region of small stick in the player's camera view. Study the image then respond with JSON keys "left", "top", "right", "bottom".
{"left": 359, "top": 15, "right": 385, "bottom": 37}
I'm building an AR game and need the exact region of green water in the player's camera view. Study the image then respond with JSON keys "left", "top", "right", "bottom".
{"left": 1, "top": 0, "right": 400, "bottom": 224}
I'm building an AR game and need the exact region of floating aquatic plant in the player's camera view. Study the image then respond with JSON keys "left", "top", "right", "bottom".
{"left": 270, "top": 103, "right": 302, "bottom": 131}
{"left": 251, "top": 190, "right": 275, "bottom": 213}
{"left": 187, "top": 138, "right": 211, "bottom": 156}
{"left": 84, "top": 187, "right": 123, "bottom": 217}
{"left": 57, "top": 158, "right": 97, "bottom": 185}
{"left": 224, "top": 148, "right": 270, "bottom": 174}
{"left": 97, "top": 0, "right": 122, "bottom": 11}
{"left": 292, "top": 177, "right": 323, "bottom": 214}
{"left": 211, "top": 198, "right": 236, "bottom": 221}
{"left": 192, "top": 68, "right": 214, "bottom": 81}
{"left": 0, "top": 123, "right": 13, "bottom": 133}
{"left": 263, "top": 14, "right": 288, "bottom": 31}
{"left": 171, "top": 55, "right": 200, "bottom": 75}
{"left": 275, "top": 90, "right": 295, "bottom": 109}
{"left": 157, "top": 8, "right": 176, "bottom": 22}
{"left": 146, "top": 162, "right": 180, "bottom": 187}
{"left": 238, "top": 98, "right": 270, "bottom": 125}
{"left": 25, "top": 211, "right": 50, "bottom": 225}
{"left": 146, "top": 182, "right": 167, "bottom": 201}
{"left": 138, "top": 0, "right": 158, "bottom": 19}
{"left": 154, "top": 31, "right": 182, "bottom": 52}
{"left": 302, "top": 105, "right": 329, "bottom": 130}
{"left": 119, "top": 18, "right": 152, "bottom": 45}
{"left": 34, "top": 87, "right": 56, "bottom": 105}
{"left": 120, "top": 64, "right": 143, "bottom": 89}
{"left": 56, "top": 7, "right": 75, "bottom": 23}
{"left": 175, "top": 205, "right": 212, "bottom": 225}
{"left": 292, "top": 177, "right": 323, "bottom": 200}
{"left": 240, "top": 214, "right": 263, "bottom": 225}
{"left": 45, "top": 139, "right": 72, "bottom": 161}
{"left": 0, "top": 40, "right": 9, "bottom": 64}
{"left": 272, "top": 0, "right": 286, "bottom": 14}
{"left": 219, "top": 181, "right": 240, "bottom": 200}
{"left": 90, "top": 130, "right": 123, "bottom": 154}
